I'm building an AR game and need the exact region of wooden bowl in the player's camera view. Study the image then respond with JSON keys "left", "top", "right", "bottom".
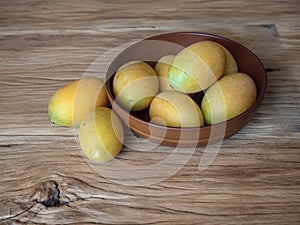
{"left": 105, "top": 32, "right": 267, "bottom": 147}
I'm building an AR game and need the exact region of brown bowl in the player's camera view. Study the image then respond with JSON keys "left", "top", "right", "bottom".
{"left": 105, "top": 32, "right": 267, "bottom": 147}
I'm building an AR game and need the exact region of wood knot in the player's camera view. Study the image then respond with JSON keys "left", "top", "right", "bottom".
{"left": 33, "top": 180, "right": 62, "bottom": 208}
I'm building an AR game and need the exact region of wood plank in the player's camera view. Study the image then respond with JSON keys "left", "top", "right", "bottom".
{"left": 0, "top": 0, "right": 299, "bottom": 224}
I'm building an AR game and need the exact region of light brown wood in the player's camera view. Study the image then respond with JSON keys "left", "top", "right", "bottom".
{"left": 0, "top": 0, "right": 299, "bottom": 224}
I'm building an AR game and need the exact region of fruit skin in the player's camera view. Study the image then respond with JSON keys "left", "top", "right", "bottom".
{"left": 149, "top": 91, "right": 204, "bottom": 128}
{"left": 48, "top": 77, "right": 108, "bottom": 127}
{"left": 217, "top": 44, "right": 238, "bottom": 75}
{"left": 168, "top": 41, "right": 225, "bottom": 93}
{"left": 113, "top": 61, "right": 159, "bottom": 111}
{"left": 154, "top": 55, "right": 175, "bottom": 92}
{"left": 201, "top": 73, "right": 257, "bottom": 125}
{"left": 79, "top": 107, "right": 124, "bottom": 163}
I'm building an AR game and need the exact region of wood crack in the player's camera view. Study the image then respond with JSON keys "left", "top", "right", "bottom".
{"left": 265, "top": 67, "right": 281, "bottom": 72}
{"left": 0, "top": 203, "right": 36, "bottom": 222}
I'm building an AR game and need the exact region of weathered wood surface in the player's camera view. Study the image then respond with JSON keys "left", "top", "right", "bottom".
{"left": 0, "top": 0, "right": 299, "bottom": 224}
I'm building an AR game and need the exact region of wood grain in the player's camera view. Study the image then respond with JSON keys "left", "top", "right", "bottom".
{"left": 0, "top": 0, "right": 300, "bottom": 224}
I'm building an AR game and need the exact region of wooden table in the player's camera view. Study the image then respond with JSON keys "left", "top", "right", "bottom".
{"left": 1, "top": 1, "right": 299, "bottom": 224}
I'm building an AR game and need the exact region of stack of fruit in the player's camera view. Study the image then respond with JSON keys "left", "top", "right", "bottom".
{"left": 48, "top": 40, "right": 257, "bottom": 162}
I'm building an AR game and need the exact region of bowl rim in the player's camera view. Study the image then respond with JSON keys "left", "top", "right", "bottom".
{"left": 105, "top": 31, "right": 267, "bottom": 132}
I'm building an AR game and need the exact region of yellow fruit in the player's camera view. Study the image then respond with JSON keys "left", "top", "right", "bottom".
{"left": 79, "top": 107, "right": 124, "bottom": 163}
{"left": 48, "top": 77, "right": 108, "bottom": 127}
{"left": 201, "top": 73, "right": 257, "bottom": 125}
{"left": 154, "top": 55, "right": 175, "bottom": 92}
{"left": 113, "top": 61, "right": 159, "bottom": 111}
{"left": 168, "top": 41, "right": 225, "bottom": 93}
{"left": 149, "top": 91, "right": 204, "bottom": 127}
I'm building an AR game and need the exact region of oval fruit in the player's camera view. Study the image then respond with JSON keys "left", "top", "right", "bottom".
{"left": 168, "top": 41, "right": 225, "bottom": 93}
{"left": 79, "top": 107, "right": 124, "bottom": 163}
{"left": 201, "top": 73, "right": 257, "bottom": 125}
{"left": 149, "top": 91, "right": 204, "bottom": 128}
{"left": 113, "top": 61, "right": 159, "bottom": 111}
{"left": 154, "top": 55, "right": 175, "bottom": 92}
{"left": 48, "top": 77, "right": 108, "bottom": 127}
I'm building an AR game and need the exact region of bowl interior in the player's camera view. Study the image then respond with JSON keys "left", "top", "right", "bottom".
{"left": 105, "top": 32, "right": 267, "bottom": 147}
